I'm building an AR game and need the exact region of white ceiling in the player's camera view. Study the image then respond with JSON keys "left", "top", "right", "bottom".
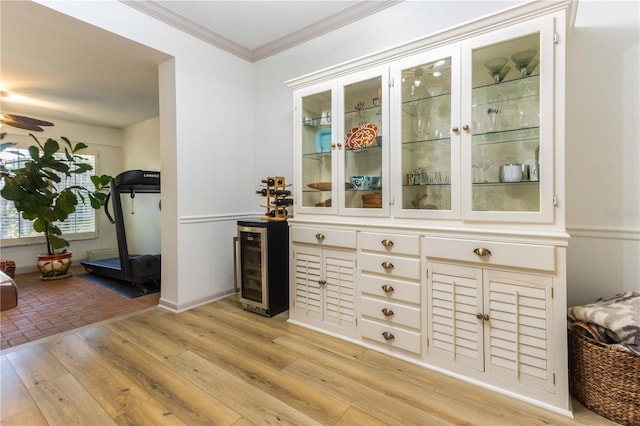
{"left": 0, "top": 0, "right": 398, "bottom": 130}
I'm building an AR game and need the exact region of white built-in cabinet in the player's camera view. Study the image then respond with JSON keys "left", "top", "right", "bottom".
{"left": 426, "top": 260, "right": 555, "bottom": 393}
{"left": 290, "top": 227, "right": 358, "bottom": 338}
{"left": 287, "top": 0, "right": 574, "bottom": 416}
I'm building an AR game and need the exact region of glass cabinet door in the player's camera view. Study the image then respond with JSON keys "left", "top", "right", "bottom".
{"left": 392, "top": 46, "right": 460, "bottom": 218}
{"left": 340, "top": 68, "right": 388, "bottom": 215}
{"left": 296, "top": 84, "right": 337, "bottom": 214}
{"left": 462, "top": 18, "right": 555, "bottom": 223}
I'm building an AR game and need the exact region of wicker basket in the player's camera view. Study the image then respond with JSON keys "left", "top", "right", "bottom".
{"left": 362, "top": 193, "right": 382, "bottom": 208}
{"left": 568, "top": 322, "right": 640, "bottom": 426}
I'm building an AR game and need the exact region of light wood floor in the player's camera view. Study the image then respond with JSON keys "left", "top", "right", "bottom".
{"left": 0, "top": 296, "right": 616, "bottom": 425}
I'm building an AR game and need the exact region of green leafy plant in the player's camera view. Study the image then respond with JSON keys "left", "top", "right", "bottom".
{"left": 0, "top": 132, "right": 112, "bottom": 255}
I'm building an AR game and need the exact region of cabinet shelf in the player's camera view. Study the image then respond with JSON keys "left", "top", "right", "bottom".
{"left": 402, "top": 137, "right": 451, "bottom": 149}
{"left": 473, "top": 74, "right": 539, "bottom": 106}
{"left": 473, "top": 127, "right": 539, "bottom": 146}
{"left": 302, "top": 151, "right": 332, "bottom": 159}
{"left": 472, "top": 180, "right": 539, "bottom": 187}
{"left": 401, "top": 92, "right": 452, "bottom": 115}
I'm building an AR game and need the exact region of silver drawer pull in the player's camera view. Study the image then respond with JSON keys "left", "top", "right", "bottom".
{"left": 381, "top": 284, "right": 394, "bottom": 293}
{"left": 382, "top": 331, "right": 395, "bottom": 341}
{"left": 473, "top": 247, "right": 491, "bottom": 257}
{"left": 381, "top": 262, "right": 394, "bottom": 270}
{"left": 381, "top": 239, "right": 394, "bottom": 248}
{"left": 315, "top": 233, "right": 325, "bottom": 242}
{"left": 381, "top": 308, "right": 394, "bottom": 317}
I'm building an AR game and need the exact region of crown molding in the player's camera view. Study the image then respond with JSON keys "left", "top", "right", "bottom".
{"left": 120, "top": 0, "right": 253, "bottom": 61}
{"left": 120, "top": 0, "right": 401, "bottom": 62}
{"left": 252, "top": 1, "right": 402, "bottom": 62}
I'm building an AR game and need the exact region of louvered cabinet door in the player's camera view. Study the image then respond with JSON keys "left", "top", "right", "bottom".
{"left": 292, "top": 246, "right": 323, "bottom": 321}
{"left": 484, "top": 269, "right": 554, "bottom": 392}
{"left": 427, "top": 262, "right": 484, "bottom": 371}
{"left": 323, "top": 249, "right": 357, "bottom": 332}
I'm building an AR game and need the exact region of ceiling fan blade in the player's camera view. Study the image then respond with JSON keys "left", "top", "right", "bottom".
{"left": 4, "top": 114, "right": 54, "bottom": 127}
{"left": 2, "top": 118, "right": 44, "bottom": 131}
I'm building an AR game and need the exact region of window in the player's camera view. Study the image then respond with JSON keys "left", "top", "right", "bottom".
{"left": 0, "top": 147, "right": 100, "bottom": 245}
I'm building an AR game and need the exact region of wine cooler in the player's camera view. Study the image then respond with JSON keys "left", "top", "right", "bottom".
{"left": 236, "top": 218, "right": 289, "bottom": 317}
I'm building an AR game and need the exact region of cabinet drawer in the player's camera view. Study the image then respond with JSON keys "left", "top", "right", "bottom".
{"left": 359, "top": 232, "right": 420, "bottom": 256}
{"left": 359, "top": 275, "right": 421, "bottom": 304}
{"left": 291, "top": 227, "right": 356, "bottom": 249}
{"left": 360, "top": 318, "right": 422, "bottom": 355}
{"left": 359, "top": 296, "right": 421, "bottom": 329}
{"left": 359, "top": 252, "right": 421, "bottom": 280}
{"left": 423, "top": 237, "right": 555, "bottom": 272}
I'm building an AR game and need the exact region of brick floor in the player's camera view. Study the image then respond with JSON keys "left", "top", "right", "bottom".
{"left": 0, "top": 265, "right": 160, "bottom": 350}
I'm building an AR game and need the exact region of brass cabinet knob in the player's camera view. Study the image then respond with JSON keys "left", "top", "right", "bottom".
{"left": 337, "top": 143, "right": 343, "bottom": 149}
{"left": 382, "top": 331, "right": 395, "bottom": 341}
{"left": 452, "top": 126, "right": 459, "bottom": 134}
{"left": 330, "top": 143, "right": 336, "bottom": 149}
{"left": 315, "top": 233, "right": 325, "bottom": 242}
{"left": 476, "top": 313, "right": 490, "bottom": 321}
{"left": 381, "top": 284, "right": 394, "bottom": 293}
{"left": 473, "top": 247, "right": 491, "bottom": 257}
{"left": 381, "top": 239, "right": 394, "bottom": 247}
{"left": 462, "top": 124, "right": 470, "bottom": 132}
{"left": 381, "top": 262, "right": 394, "bottom": 270}
{"left": 381, "top": 308, "right": 394, "bottom": 317}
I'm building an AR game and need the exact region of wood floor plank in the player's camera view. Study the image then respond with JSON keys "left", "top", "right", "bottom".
{"left": 0, "top": 355, "right": 39, "bottom": 421}
{"left": 166, "top": 350, "right": 321, "bottom": 426}
{"left": 196, "top": 298, "right": 368, "bottom": 360}
{"left": 77, "top": 325, "right": 242, "bottom": 426}
{"left": 357, "top": 348, "right": 586, "bottom": 426}
{"left": 136, "top": 308, "right": 351, "bottom": 424}
{"left": 45, "top": 333, "right": 187, "bottom": 425}
{"left": 275, "top": 334, "right": 503, "bottom": 425}
{"left": 106, "top": 314, "right": 188, "bottom": 362}
{"left": 334, "top": 407, "right": 388, "bottom": 426}
{"left": 0, "top": 406, "right": 48, "bottom": 426}
{"left": 27, "top": 373, "right": 116, "bottom": 425}
{"left": 6, "top": 344, "right": 68, "bottom": 388}
{"left": 283, "top": 357, "right": 450, "bottom": 425}
{"left": 152, "top": 308, "right": 299, "bottom": 369}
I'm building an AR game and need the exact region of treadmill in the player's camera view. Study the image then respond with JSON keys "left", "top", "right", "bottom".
{"left": 82, "top": 170, "right": 161, "bottom": 287}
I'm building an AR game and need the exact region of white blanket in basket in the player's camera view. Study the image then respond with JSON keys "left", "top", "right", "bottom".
{"left": 567, "top": 291, "right": 640, "bottom": 355}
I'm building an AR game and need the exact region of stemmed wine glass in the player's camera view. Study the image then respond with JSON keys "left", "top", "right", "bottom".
{"left": 485, "top": 58, "right": 509, "bottom": 84}
{"left": 511, "top": 50, "right": 537, "bottom": 77}
{"left": 477, "top": 147, "right": 495, "bottom": 183}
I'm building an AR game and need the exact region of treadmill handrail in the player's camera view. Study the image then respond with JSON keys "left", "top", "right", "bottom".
{"left": 104, "top": 191, "right": 115, "bottom": 224}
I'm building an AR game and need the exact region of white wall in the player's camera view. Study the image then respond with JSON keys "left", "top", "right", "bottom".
{"left": 566, "top": 0, "right": 640, "bottom": 306}
{"left": 0, "top": 118, "right": 122, "bottom": 272}
{"left": 38, "top": 1, "right": 254, "bottom": 310}
{"left": 122, "top": 117, "right": 162, "bottom": 256}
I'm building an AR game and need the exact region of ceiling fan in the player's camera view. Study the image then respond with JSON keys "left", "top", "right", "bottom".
{"left": 0, "top": 113, "right": 54, "bottom": 131}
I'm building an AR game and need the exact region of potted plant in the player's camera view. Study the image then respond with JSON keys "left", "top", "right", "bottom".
{"left": 0, "top": 132, "right": 111, "bottom": 279}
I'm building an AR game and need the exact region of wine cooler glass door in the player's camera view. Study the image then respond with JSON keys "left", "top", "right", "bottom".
{"left": 239, "top": 227, "right": 268, "bottom": 308}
